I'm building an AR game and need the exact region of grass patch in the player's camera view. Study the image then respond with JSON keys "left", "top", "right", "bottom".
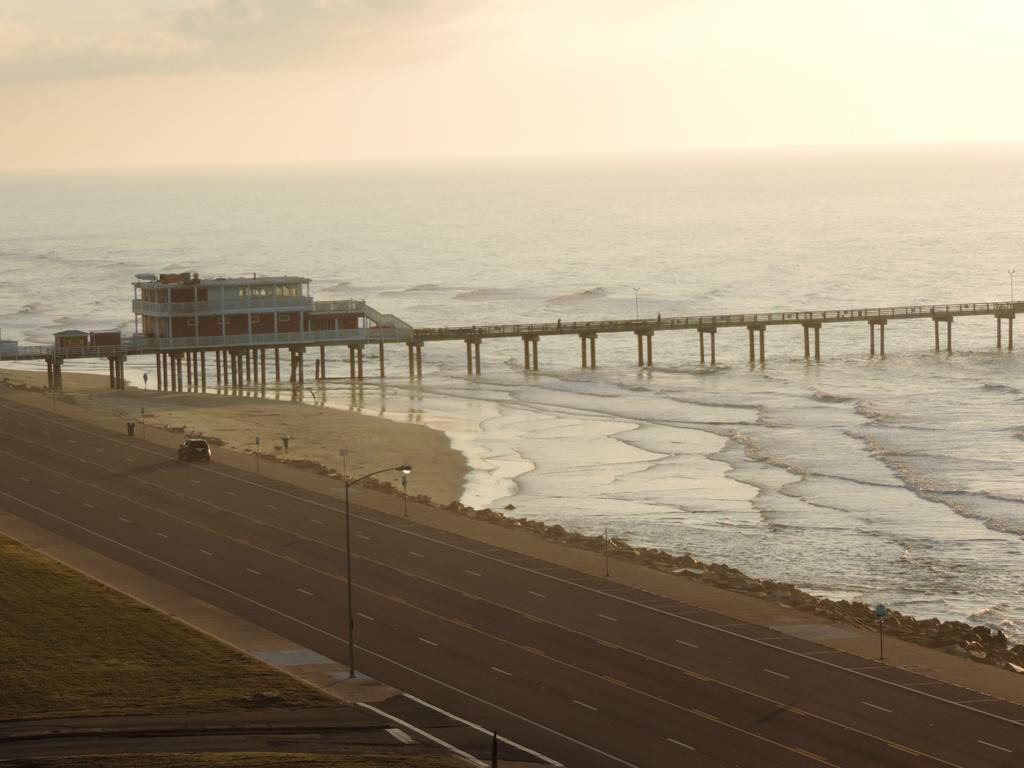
{"left": 4, "top": 753, "right": 460, "bottom": 767}
{"left": 0, "top": 535, "right": 333, "bottom": 721}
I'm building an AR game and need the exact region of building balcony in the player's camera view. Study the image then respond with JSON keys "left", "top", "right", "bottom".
{"left": 130, "top": 327, "right": 412, "bottom": 351}
{"left": 132, "top": 296, "right": 315, "bottom": 316}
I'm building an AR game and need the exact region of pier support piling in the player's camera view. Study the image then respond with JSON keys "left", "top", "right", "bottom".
{"left": 464, "top": 338, "right": 481, "bottom": 375}
{"left": 747, "top": 324, "right": 766, "bottom": 364}
{"left": 580, "top": 333, "right": 597, "bottom": 368}
{"left": 379, "top": 342, "right": 386, "bottom": 378}
{"left": 635, "top": 330, "right": 653, "bottom": 367}
{"left": 521, "top": 335, "right": 539, "bottom": 371}
{"left": 869, "top": 319, "right": 886, "bottom": 357}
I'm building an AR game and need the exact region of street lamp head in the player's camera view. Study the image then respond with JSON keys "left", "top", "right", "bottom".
{"left": 399, "top": 464, "right": 412, "bottom": 475}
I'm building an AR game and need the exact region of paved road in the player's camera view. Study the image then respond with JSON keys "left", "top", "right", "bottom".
{"left": 2, "top": 395, "right": 1023, "bottom": 767}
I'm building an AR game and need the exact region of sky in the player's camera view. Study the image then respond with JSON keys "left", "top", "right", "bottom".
{"left": 1, "top": 0, "right": 1023, "bottom": 170}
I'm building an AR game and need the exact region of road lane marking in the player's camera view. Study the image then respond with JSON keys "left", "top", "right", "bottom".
{"left": 764, "top": 669, "right": 790, "bottom": 679}
{"left": 978, "top": 740, "right": 1012, "bottom": 753}
{"left": 386, "top": 728, "right": 414, "bottom": 745}
{"left": 200, "top": 549, "right": 213, "bottom": 556}
{"left": 528, "top": 590, "right": 547, "bottom": 598}
{"left": 667, "top": 738, "right": 695, "bottom": 751}
{"left": 226, "top": 491, "right": 238, "bottom": 496}
{"left": 246, "top": 568, "right": 261, "bottom": 575}
{"left": 50, "top": 489, "right": 60, "bottom": 495}
{"left": 125, "top": 457, "right": 134, "bottom": 462}
{"left": 356, "top": 534, "right": 371, "bottom": 541}
{"left": 465, "top": 569, "right": 482, "bottom": 577}
{"left": 418, "top": 637, "right": 438, "bottom": 647}
{"left": 491, "top": 666, "right": 512, "bottom": 677}
{"left": 189, "top": 479, "right": 200, "bottom": 484}
{"left": 266, "top": 504, "right": 278, "bottom": 510}
{"left": 573, "top": 700, "right": 597, "bottom": 711}
{"left": 156, "top": 468, "right": 166, "bottom": 473}
{"left": 357, "top": 612, "right": 375, "bottom": 621}
{"left": 597, "top": 639, "right": 619, "bottom": 650}
{"left": 676, "top": 639, "right": 699, "bottom": 649}
{"left": 66, "top": 439, "right": 76, "bottom": 444}
{"left": 862, "top": 702, "right": 892, "bottom": 713}
{"left": 156, "top": 532, "right": 169, "bottom": 538}
{"left": 409, "top": 551, "right": 424, "bottom": 558}
{"left": 297, "top": 588, "right": 314, "bottom": 597}
{"left": 597, "top": 613, "right": 618, "bottom": 622}
{"left": 82, "top": 503, "right": 94, "bottom": 509}
{"left": 118, "top": 517, "right": 130, "bottom": 523}
{"left": 19, "top": 477, "right": 28, "bottom": 482}
{"left": 310, "top": 518, "right": 324, "bottom": 525}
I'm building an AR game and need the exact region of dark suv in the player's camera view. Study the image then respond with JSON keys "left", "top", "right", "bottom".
{"left": 178, "top": 439, "right": 212, "bottom": 462}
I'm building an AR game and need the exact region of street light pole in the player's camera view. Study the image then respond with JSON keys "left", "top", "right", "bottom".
{"left": 1010, "top": 269, "right": 1016, "bottom": 305}
{"left": 633, "top": 287, "right": 640, "bottom": 321}
{"left": 344, "top": 464, "right": 412, "bottom": 678}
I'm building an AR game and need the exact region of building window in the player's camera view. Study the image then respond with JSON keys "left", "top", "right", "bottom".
{"left": 252, "top": 316, "right": 260, "bottom": 324}
{"left": 278, "top": 314, "right": 290, "bottom": 321}
{"left": 187, "top": 319, "right": 197, "bottom": 327}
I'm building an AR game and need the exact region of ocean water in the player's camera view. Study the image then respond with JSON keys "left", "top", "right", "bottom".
{"left": 3, "top": 146, "right": 1024, "bottom": 642}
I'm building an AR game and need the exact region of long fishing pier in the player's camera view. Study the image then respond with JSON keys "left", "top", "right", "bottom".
{"left": 2, "top": 295, "right": 1019, "bottom": 391}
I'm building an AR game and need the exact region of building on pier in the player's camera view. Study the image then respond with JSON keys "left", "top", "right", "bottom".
{"left": 132, "top": 272, "right": 367, "bottom": 342}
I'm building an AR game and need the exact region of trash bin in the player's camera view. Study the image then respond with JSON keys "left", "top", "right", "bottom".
{"left": 127, "top": 421, "right": 135, "bottom": 437}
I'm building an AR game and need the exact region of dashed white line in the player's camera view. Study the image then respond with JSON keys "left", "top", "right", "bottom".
{"left": 356, "top": 534, "right": 371, "bottom": 541}
{"left": 528, "top": 590, "right": 547, "bottom": 598}
{"left": 764, "top": 669, "right": 790, "bottom": 679}
{"left": 310, "top": 518, "right": 324, "bottom": 525}
{"left": 491, "top": 666, "right": 512, "bottom": 677}
{"left": 66, "top": 439, "right": 76, "bottom": 444}
{"left": 156, "top": 468, "right": 167, "bottom": 473}
{"left": 297, "top": 588, "right": 314, "bottom": 597}
{"left": 266, "top": 504, "right": 278, "bottom": 510}
{"left": 19, "top": 477, "right": 29, "bottom": 483}
{"left": 246, "top": 568, "right": 261, "bottom": 576}
{"left": 409, "top": 551, "right": 424, "bottom": 559}
{"left": 597, "top": 613, "right": 619, "bottom": 622}
{"left": 200, "top": 549, "right": 213, "bottom": 556}
{"left": 118, "top": 517, "right": 130, "bottom": 523}
{"left": 977, "top": 740, "right": 1012, "bottom": 754}
{"left": 82, "top": 503, "right": 94, "bottom": 509}
{"left": 465, "top": 570, "right": 482, "bottom": 577}
{"left": 156, "top": 532, "right": 169, "bottom": 538}
{"left": 862, "top": 701, "right": 892, "bottom": 713}
{"left": 419, "top": 637, "right": 438, "bottom": 647}
{"left": 667, "top": 738, "right": 695, "bottom": 751}
{"left": 226, "top": 491, "right": 238, "bottom": 496}
{"left": 387, "top": 727, "right": 414, "bottom": 745}
{"left": 49, "top": 489, "right": 60, "bottom": 495}
{"left": 573, "top": 700, "right": 597, "bottom": 711}
{"left": 676, "top": 639, "right": 699, "bottom": 649}
{"left": 357, "top": 612, "right": 375, "bottom": 621}
{"left": 189, "top": 479, "right": 200, "bottom": 485}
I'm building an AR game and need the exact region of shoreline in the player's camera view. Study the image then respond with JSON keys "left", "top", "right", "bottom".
{"left": 3, "top": 367, "right": 1022, "bottom": 676}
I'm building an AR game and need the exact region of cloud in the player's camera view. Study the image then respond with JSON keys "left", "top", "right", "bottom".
{"left": 0, "top": 0, "right": 481, "bottom": 82}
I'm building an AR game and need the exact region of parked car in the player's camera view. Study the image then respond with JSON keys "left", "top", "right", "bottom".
{"left": 178, "top": 439, "right": 212, "bottom": 462}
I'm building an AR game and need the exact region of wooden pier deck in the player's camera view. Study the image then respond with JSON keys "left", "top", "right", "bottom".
{"left": 2, "top": 299, "right": 1019, "bottom": 390}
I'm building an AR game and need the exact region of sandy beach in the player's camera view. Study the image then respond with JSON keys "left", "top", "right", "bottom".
{"left": 0, "top": 367, "right": 468, "bottom": 506}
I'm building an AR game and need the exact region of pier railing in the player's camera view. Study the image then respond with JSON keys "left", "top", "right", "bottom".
{"left": 413, "top": 300, "right": 1024, "bottom": 340}
{"left": 135, "top": 327, "right": 412, "bottom": 351}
